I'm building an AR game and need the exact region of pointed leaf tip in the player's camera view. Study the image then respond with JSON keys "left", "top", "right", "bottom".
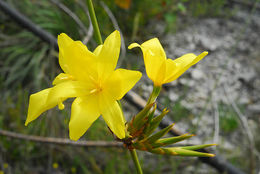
{"left": 169, "top": 148, "right": 215, "bottom": 157}
{"left": 144, "top": 123, "right": 174, "bottom": 144}
{"left": 152, "top": 133, "right": 194, "bottom": 148}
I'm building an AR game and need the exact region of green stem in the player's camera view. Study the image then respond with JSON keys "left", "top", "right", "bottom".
{"left": 129, "top": 149, "right": 143, "bottom": 174}
{"left": 86, "top": 0, "right": 103, "bottom": 45}
{"left": 147, "top": 85, "right": 161, "bottom": 105}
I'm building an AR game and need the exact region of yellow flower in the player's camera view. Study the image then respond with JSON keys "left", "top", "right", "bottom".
{"left": 129, "top": 38, "right": 208, "bottom": 86}
{"left": 25, "top": 30, "right": 142, "bottom": 140}
{"left": 52, "top": 162, "right": 59, "bottom": 169}
{"left": 3, "top": 163, "right": 8, "bottom": 169}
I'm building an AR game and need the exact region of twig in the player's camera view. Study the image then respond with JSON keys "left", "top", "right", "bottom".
{"left": 0, "top": 129, "right": 122, "bottom": 147}
{"left": 100, "top": 1, "right": 126, "bottom": 65}
{"left": 50, "top": 0, "right": 89, "bottom": 36}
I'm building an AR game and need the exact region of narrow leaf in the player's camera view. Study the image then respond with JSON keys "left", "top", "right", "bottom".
{"left": 147, "top": 104, "right": 156, "bottom": 123}
{"left": 143, "top": 123, "right": 174, "bottom": 144}
{"left": 128, "top": 103, "right": 154, "bottom": 135}
{"left": 150, "top": 147, "right": 215, "bottom": 157}
{"left": 151, "top": 134, "right": 194, "bottom": 148}
{"left": 133, "top": 103, "right": 154, "bottom": 126}
{"left": 144, "top": 108, "right": 169, "bottom": 137}
{"left": 149, "top": 147, "right": 177, "bottom": 155}
{"left": 180, "top": 144, "right": 217, "bottom": 150}
{"left": 165, "top": 147, "right": 215, "bottom": 157}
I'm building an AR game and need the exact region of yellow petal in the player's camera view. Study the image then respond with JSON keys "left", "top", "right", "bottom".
{"left": 93, "top": 45, "right": 103, "bottom": 56}
{"left": 25, "top": 88, "right": 53, "bottom": 126}
{"left": 57, "top": 33, "right": 97, "bottom": 81}
{"left": 97, "top": 30, "right": 121, "bottom": 78}
{"left": 52, "top": 73, "right": 75, "bottom": 85}
{"left": 129, "top": 39, "right": 166, "bottom": 85}
{"left": 69, "top": 96, "right": 100, "bottom": 141}
{"left": 101, "top": 100, "right": 126, "bottom": 139}
{"left": 141, "top": 38, "right": 166, "bottom": 59}
{"left": 25, "top": 81, "right": 89, "bottom": 126}
{"left": 57, "top": 33, "right": 73, "bottom": 73}
{"left": 104, "top": 68, "right": 142, "bottom": 100}
{"left": 47, "top": 81, "right": 91, "bottom": 103}
{"left": 163, "top": 59, "right": 178, "bottom": 84}
{"left": 166, "top": 52, "right": 207, "bottom": 82}
{"left": 191, "top": 51, "right": 208, "bottom": 65}
{"left": 154, "top": 60, "right": 166, "bottom": 86}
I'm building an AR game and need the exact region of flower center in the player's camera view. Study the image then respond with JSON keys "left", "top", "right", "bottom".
{"left": 90, "top": 80, "right": 103, "bottom": 94}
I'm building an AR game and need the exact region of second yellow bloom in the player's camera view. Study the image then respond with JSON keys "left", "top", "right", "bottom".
{"left": 129, "top": 38, "right": 208, "bottom": 86}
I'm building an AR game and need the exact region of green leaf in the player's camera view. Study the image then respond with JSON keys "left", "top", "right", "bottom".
{"left": 150, "top": 147, "right": 215, "bottom": 157}
{"left": 180, "top": 144, "right": 217, "bottom": 150}
{"left": 128, "top": 103, "right": 154, "bottom": 135}
{"left": 142, "top": 123, "right": 174, "bottom": 144}
{"left": 147, "top": 104, "right": 156, "bottom": 123}
{"left": 136, "top": 105, "right": 157, "bottom": 140}
{"left": 143, "top": 108, "right": 169, "bottom": 137}
{"left": 165, "top": 147, "right": 215, "bottom": 157}
{"left": 151, "top": 134, "right": 194, "bottom": 148}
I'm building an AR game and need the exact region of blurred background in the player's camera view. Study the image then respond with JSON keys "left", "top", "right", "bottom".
{"left": 0, "top": 0, "right": 259, "bottom": 173}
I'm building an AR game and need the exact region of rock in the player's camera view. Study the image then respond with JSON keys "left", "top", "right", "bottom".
{"left": 191, "top": 69, "right": 205, "bottom": 79}
{"left": 248, "top": 103, "right": 260, "bottom": 114}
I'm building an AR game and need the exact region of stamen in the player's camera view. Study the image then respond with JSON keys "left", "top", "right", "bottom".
{"left": 90, "top": 89, "right": 98, "bottom": 94}
{"left": 58, "top": 101, "right": 65, "bottom": 110}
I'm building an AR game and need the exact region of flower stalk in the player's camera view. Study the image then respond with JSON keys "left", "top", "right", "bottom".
{"left": 129, "top": 149, "right": 143, "bottom": 174}
{"left": 147, "top": 85, "right": 161, "bottom": 105}
{"left": 86, "top": 0, "right": 103, "bottom": 45}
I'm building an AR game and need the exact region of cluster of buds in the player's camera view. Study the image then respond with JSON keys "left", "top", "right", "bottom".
{"left": 123, "top": 94, "right": 215, "bottom": 157}
{"left": 121, "top": 37, "right": 216, "bottom": 157}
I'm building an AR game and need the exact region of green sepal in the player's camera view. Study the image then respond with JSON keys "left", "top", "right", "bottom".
{"left": 150, "top": 147, "right": 215, "bottom": 157}
{"left": 137, "top": 105, "right": 157, "bottom": 140}
{"left": 142, "top": 123, "right": 174, "bottom": 144}
{"left": 164, "top": 147, "right": 215, "bottom": 157}
{"left": 180, "top": 144, "right": 217, "bottom": 150}
{"left": 147, "top": 104, "right": 156, "bottom": 123}
{"left": 149, "top": 147, "right": 177, "bottom": 155}
{"left": 151, "top": 134, "right": 194, "bottom": 148}
{"left": 128, "top": 103, "right": 154, "bottom": 135}
{"left": 143, "top": 108, "right": 169, "bottom": 137}
{"left": 147, "top": 85, "right": 162, "bottom": 104}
